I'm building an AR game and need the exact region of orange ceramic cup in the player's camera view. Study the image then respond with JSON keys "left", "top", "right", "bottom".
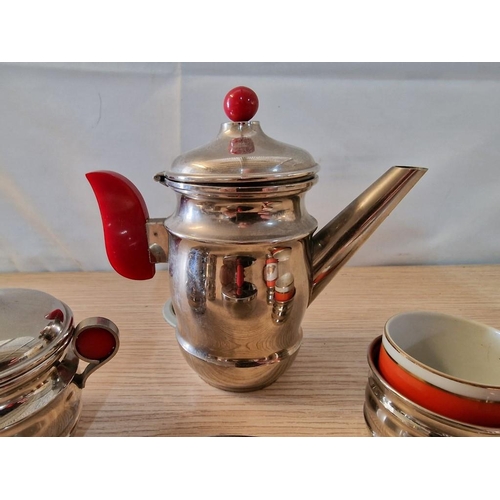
{"left": 378, "top": 344, "right": 500, "bottom": 427}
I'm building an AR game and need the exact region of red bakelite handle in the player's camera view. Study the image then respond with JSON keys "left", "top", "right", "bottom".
{"left": 72, "top": 317, "right": 120, "bottom": 388}
{"left": 86, "top": 171, "right": 155, "bottom": 280}
{"left": 75, "top": 326, "right": 117, "bottom": 361}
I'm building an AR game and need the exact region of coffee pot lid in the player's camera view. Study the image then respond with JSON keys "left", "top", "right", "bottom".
{"left": 156, "top": 86, "right": 319, "bottom": 185}
{"left": 0, "top": 288, "right": 74, "bottom": 385}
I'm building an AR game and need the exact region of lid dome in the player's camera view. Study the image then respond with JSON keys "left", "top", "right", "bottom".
{"left": 155, "top": 86, "right": 319, "bottom": 186}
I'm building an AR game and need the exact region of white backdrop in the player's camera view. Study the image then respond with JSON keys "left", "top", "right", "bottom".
{"left": 1, "top": 62, "right": 499, "bottom": 273}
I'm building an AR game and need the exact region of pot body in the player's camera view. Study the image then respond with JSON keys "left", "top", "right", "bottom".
{"left": 165, "top": 187, "right": 317, "bottom": 391}
{"left": 0, "top": 348, "right": 82, "bottom": 437}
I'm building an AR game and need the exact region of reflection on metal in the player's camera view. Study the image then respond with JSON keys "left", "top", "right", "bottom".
{"left": 221, "top": 256, "right": 257, "bottom": 317}
{"left": 146, "top": 218, "right": 169, "bottom": 263}
{"left": 186, "top": 248, "right": 217, "bottom": 314}
{"left": 262, "top": 247, "right": 296, "bottom": 322}
{"left": 263, "top": 253, "right": 278, "bottom": 304}
{"left": 272, "top": 295, "right": 295, "bottom": 324}
{"left": 229, "top": 137, "right": 255, "bottom": 155}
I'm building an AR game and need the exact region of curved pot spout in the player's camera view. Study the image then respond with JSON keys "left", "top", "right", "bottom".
{"left": 310, "top": 165, "right": 427, "bottom": 303}
{"left": 86, "top": 171, "right": 156, "bottom": 280}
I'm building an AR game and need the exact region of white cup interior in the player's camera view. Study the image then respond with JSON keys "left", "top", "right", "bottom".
{"left": 385, "top": 311, "right": 500, "bottom": 386}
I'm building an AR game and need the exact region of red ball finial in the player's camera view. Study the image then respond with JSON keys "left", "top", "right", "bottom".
{"left": 223, "top": 86, "right": 259, "bottom": 122}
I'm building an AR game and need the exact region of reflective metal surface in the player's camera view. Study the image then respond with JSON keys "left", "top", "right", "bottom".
{"left": 0, "top": 288, "right": 119, "bottom": 436}
{"left": 157, "top": 165, "right": 426, "bottom": 391}
{"left": 0, "top": 288, "right": 73, "bottom": 387}
{"left": 156, "top": 121, "right": 319, "bottom": 184}
{"left": 364, "top": 336, "right": 500, "bottom": 437}
{"left": 167, "top": 236, "right": 309, "bottom": 391}
{"left": 0, "top": 349, "right": 82, "bottom": 436}
{"left": 310, "top": 166, "right": 427, "bottom": 302}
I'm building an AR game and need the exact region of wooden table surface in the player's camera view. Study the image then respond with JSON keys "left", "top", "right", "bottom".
{"left": 2, "top": 264, "right": 499, "bottom": 437}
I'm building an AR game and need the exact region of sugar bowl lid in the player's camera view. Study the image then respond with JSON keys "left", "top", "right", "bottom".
{"left": 0, "top": 288, "right": 76, "bottom": 385}
{"left": 156, "top": 86, "right": 319, "bottom": 185}
{"left": 0, "top": 288, "right": 119, "bottom": 388}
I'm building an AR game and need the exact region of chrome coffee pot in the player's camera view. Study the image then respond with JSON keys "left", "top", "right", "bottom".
{"left": 87, "top": 86, "right": 427, "bottom": 392}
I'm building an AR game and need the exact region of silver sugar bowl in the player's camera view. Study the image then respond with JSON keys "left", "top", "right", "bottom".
{"left": 0, "top": 288, "right": 119, "bottom": 436}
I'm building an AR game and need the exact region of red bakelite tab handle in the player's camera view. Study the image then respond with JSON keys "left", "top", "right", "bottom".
{"left": 224, "top": 86, "right": 259, "bottom": 122}
{"left": 86, "top": 171, "right": 155, "bottom": 280}
{"left": 75, "top": 327, "right": 117, "bottom": 361}
{"left": 74, "top": 317, "right": 119, "bottom": 363}
{"left": 72, "top": 317, "right": 119, "bottom": 388}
